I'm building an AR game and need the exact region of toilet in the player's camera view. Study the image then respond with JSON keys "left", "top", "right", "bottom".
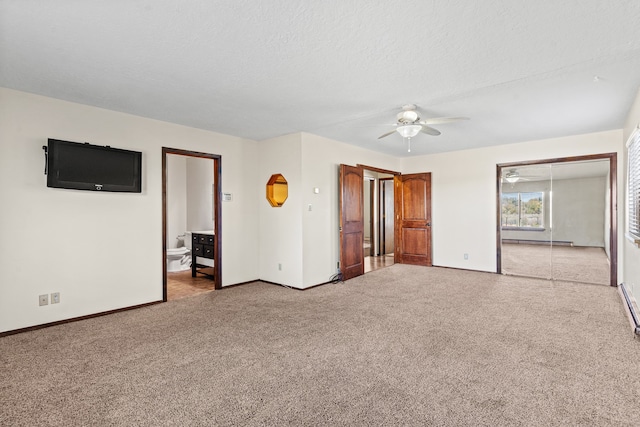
{"left": 167, "top": 232, "right": 192, "bottom": 272}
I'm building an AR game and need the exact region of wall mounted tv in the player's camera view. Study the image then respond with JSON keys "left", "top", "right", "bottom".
{"left": 45, "top": 139, "right": 142, "bottom": 193}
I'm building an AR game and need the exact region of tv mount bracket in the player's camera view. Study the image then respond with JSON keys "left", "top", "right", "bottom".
{"left": 42, "top": 145, "right": 48, "bottom": 175}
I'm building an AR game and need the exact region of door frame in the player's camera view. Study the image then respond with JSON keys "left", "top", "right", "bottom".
{"left": 162, "top": 147, "right": 222, "bottom": 300}
{"left": 496, "top": 152, "right": 617, "bottom": 287}
{"left": 379, "top": 177, "right": 395, "bottom": 255}
{"left": 357, "top": 164, "right": 400, "bottom": 176}
{"left": 366, "top": 177, "right": 375, "bottom": 256}
{"left": 358, "top": 164, "right": 400, "bottom": 260}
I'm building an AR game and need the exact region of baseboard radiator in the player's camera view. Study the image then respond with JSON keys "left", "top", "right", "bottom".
{"left": 619, "top": 283, "right": 640, "bottom": 336}
{"left": 502, "top": 239, "right": 573, "bottom": 246}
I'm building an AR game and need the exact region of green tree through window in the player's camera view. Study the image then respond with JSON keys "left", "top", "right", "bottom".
{"left": 501, "top": 192, "right": 543, "bottom": 228}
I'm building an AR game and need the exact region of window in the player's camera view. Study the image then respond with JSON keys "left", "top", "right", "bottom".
{"left": 501, "top": 192, "right": 544, "bottom": 229}
{"left": 628, "top": 128, "right": 640, "bottom": 240}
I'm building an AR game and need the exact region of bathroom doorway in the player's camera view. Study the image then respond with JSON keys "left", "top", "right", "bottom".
{"left": 162, "top": 148, "right": 221, "bottom": 301}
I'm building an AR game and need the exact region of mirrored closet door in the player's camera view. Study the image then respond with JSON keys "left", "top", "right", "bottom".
{"left": 499, "top": 158, "right": 612, "bottom": 285}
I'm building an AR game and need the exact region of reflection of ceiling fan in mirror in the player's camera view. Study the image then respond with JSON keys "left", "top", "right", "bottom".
{"left": 504, "top": 169, "right": 523, "bottom": 183}
{"left": 377, "top": 104, "right": 469, "bottom": 152}
{"left": 503, "top": 169, "right": 533, "bottom": 184}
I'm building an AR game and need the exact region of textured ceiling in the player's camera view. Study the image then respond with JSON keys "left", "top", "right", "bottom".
{"left": 1, "top": 0, "right": 640, "bottom": 157}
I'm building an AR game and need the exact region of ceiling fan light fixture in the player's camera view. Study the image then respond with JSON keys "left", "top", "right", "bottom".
{"left": 376, "top": 105, "right": 467, "bottom": 152}
{"left": 397, "top": 109, "right": 419, "bottom": 122}
{"left": 505, "top": 175, "right": 519, "bottom": 183}
{"left": 396, "top": 124, "right": 421, "bottom": 138}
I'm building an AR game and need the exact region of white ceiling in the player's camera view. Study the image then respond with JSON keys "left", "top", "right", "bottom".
{"left": 1, "top": 1, "right": 640, "bottom": 157}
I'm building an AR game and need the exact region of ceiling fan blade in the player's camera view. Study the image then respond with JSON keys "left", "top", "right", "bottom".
{"left": 420, "top": 125, "right": 441, "bottom": 136}
{"left": 377, "top": 129, "right": 397, "bottom": 139}
{"left": 421, "top": 116, "right": 469, "bottom": 125}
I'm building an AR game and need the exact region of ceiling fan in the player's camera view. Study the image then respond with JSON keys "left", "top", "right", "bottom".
{"left": 377, "top": 104, "right": 469, "bottom": 152}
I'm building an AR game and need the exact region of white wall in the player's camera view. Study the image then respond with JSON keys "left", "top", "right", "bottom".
{"left": 186, "top": 156, "right": 214, "bottom": 231}
{"left": 258, "top": 133, "right": 304, "bottom": 287}
{"left": 402, "top": 130, "right": 624, "bottom": 275}
{"left": 166, "top": 155, "right": 187, "bottom": 249}
{"left": 623, "top": 87, "right": 640, "bottom": 299}
{"left": 0, "top": 88, "right": 259, "bottom": 333}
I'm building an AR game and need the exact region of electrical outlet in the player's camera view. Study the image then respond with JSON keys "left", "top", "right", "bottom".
{"left": 39, "top": 294, "right": 48, "bottom": 306}
{"left": 51, "top": 292, "right": 60, "bottom": 304}
{"left": 278, "top": 263, "right": 282, "bottom": 271}
{"left": 464, "top": 253, "right": 469, "bottom": 260}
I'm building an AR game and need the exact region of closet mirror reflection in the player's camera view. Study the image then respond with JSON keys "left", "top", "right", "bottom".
{"left": 499, "top": 158, "right": 611, "bottom": 285}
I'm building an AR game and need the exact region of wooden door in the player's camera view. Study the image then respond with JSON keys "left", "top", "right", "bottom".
{"left": 394, "top": 173, "right": 432, "bottom": 266}
{"left": 339, "top": 164, "right": 364, "bottom": 280}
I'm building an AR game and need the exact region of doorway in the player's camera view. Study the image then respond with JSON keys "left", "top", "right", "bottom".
{"left": 339, "top": 164, "right": 431, "bottom": 280}
{"left": 162, "top": 148, "right": 222, "bottom": 301}
{"left": 497, "top": 153, "right": 617, "bottom": 286}
{"left": 363, "top": 170, "right": 395, "bottom": 273}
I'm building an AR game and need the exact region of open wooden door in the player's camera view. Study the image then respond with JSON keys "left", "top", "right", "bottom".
{"left": 339, "top": 164, "right": 364, "bottom": 280}
{"left": 394, "top": 173, "right": 432, "bottom": 266}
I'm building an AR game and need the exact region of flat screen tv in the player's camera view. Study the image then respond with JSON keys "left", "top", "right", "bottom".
{"left": 46, "top": 139, "right": 142, "bottom": 193}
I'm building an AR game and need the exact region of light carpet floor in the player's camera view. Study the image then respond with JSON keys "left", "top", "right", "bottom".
{"left": 1, "top": 265, "right": 639, "bottom": 426}
{"left": 501, "top": 243, "right": 610, "bottom": 285}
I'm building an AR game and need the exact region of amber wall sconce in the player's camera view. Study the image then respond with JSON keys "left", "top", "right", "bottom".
{"left": 266, "top": 173, "right": 288, "bottom": 207}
